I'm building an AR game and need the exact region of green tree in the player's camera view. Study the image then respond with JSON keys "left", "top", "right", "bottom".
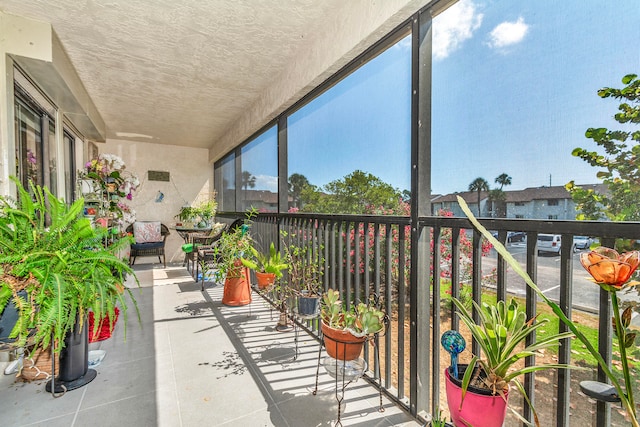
{"left": 288, "top": 173, "right": 310, "bottom": 209}
{"left": 241, "top": 171, "right": 256, "bottom": 209}
{"left": 468, "top": 177, "right": 489, "bottom": 216}
{"left": 488, "top": 189, "right": 506, "bottom": 218}
{"left": 301, "top": 170, "right": 402, "bottom": 214}
{"left": 566, "top": 74, "right": 640, "bottom": 221}
{"left": 494, "top": 173, "right": 512, "bottom": 190}
{"left": 490, "top": 173, "right": 511, "bottom": 217}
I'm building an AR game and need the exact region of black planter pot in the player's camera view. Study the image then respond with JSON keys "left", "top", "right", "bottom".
{"left": 46, "top": 317, "right": 97, "bottom": 394}
{"left": 297, "top": 293, "right": 320, "bottom": 316}
{"left": 0, "top": 292, "right": 24, "bottom": 345}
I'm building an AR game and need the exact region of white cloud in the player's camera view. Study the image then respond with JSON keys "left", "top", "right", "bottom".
{"left": 433, "top": 0, "right": 483, "bottom": 60}
{"left": 253, "top": 174, "right": 278, "bottom": 192}
{"left": 487, "top": 17, "right": 528, "bottom": 49}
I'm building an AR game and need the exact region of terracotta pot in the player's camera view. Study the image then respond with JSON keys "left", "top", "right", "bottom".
{"left": 321, "top": 320, "right": 366, "bottom": 361}
{"left": 222, "top": 266, "right": 252, "bottom": 306}
{"left": 256, "top": 272, "right": 276, "bottom": 289}
{"left": 444, "top": 366, "right": 508, "bottom": 427}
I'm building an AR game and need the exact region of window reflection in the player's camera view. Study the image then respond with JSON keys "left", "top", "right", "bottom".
{"left": 240, "top": 126, "right": 278, "bottom": 212}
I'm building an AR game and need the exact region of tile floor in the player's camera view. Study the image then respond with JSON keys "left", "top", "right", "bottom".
{"left": 0, "top": 264, "right": 421, "bottom": 427}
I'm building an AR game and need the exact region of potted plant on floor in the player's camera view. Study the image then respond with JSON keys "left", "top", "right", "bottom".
{"left": 214, "top": 211, "right": 256, "bottom": 306}
{"left": 320, "top": 289, "right": 386, "bottom": 361}
{"left": 241, "top": 242, "right": 289, "bottom": 290}
{"left": 443, "top": 297, "right": 574, "bottom": 427}
{"left": 0, "top": 178, "right": 138, "bottom": 393}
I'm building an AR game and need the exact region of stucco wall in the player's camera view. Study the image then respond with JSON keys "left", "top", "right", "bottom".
{"left": 101, "top": 139, "right": 213, "bottom": 264}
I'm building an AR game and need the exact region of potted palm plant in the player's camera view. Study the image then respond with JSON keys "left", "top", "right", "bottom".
{"left": 241, "top": 242, "right": 289, "bottom": 290}
{"left": 0, "top": 178, "right": 137, "bottom": 393}
{"left": 320, "top": 289, "right": 386, "bottom": 361}
{"left": 443, "top": 297, "right": 574, "bottom": 427}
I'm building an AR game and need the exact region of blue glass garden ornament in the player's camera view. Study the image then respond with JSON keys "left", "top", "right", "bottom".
{"left": 441, "top": 330, "right": 466, "bottom": 380}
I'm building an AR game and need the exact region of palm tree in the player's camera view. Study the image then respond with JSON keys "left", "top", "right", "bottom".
{"left": 468, "top": 177, "right": 489, "bottom": 216}
{"left": 495, "top": 173, "right": 512, "bottom": 190}
{"left": 241, "top": 171, "right": 256, "bottom": 209}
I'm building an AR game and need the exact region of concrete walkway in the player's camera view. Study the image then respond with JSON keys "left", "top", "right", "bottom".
{"left": 0, "top": 264, "right": 421, "bottom": 427}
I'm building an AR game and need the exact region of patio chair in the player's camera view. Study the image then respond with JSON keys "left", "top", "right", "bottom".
{"left": 126, "top": 222, "right": 170, "bottom": 267}
{"left": 195, "top": 218, "right": 246, "bottom": 289}
{"left": 184, "top": 223, "right": 226, "bottom": 274}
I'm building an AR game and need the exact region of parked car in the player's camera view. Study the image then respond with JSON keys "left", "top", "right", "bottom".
{"left": 572, "top": 236, "right": 592, "bottom": 251}
{"left": 489, "top": 231, "right": 526, "bottom": 243}
{"left": 507, "top": 231, "right": 526, "bottom": 243}
{"left": 537, "top": 234, "right": 562, "bottom": 255}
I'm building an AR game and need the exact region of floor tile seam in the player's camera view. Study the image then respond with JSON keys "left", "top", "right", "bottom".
{"left": 20, "top": 411, "right": 76, "bottom": 427}
{"left": 75, "top": 389, "right": 156, "bottom": 412}
{"left": 164, "top": 314, "right": 184, "bottom": 427}
{"left": 69, "top": 386, "right": 88, "bottom": 426}
{"left": 200, "top": 289, "right": 291, "bottom": 427}
{"left": 95, "top": 352, "right": 159, "bottom": 369}
{"left": 213, "top": 402, "right": 290, "bottom": 427}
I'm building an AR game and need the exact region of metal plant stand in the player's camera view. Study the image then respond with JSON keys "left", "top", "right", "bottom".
{"left": 292, "top": 308, "right": 319, "bottom": 360}
{"left": 311, "top": 329, "right": 385, "bottom": 427}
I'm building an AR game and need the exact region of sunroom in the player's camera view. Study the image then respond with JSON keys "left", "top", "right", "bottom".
{"left": 0, "top": 1, "right": 639, "bottom": 426}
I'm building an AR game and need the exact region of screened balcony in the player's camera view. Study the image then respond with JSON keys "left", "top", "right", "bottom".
{"left": 0, "top": 1, "right": 639, "bottom": 426}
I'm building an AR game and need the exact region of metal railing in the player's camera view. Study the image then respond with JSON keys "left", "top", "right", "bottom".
{"left": 218, "top": 211, "right": 640, "bottom": 426}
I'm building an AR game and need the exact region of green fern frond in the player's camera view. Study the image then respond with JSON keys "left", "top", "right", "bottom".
{"left": 0, "top": 177, "right": 139, "bottom": 353}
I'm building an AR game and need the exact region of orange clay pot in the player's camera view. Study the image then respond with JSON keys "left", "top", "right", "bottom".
{"left": 222, "top": 265, "right": 252, "bottom": 306}
{"left": 321, "top": 320, "right": 366, "bottom": 361}
{"left": 255, "top": 272, "right": 276, "bottom": 289}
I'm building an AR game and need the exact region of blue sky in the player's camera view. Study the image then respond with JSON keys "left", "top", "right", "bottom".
{"left": 243, "top": 0, "right": 639, "bottom": 197}
{"left": 431, "top": 0, "right": 640, "bottom": 195}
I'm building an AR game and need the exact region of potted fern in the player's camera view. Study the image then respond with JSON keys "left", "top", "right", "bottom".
{"left": 0, "top": 178, "right": 138, "bottom": 393}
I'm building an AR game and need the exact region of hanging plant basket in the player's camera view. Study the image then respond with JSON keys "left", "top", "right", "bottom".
{"left": 19, "top": 346, "right": 59, "bottom": 382}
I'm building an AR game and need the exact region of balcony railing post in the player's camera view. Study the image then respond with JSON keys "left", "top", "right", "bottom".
{"left": 450, "top": 228, "right": 460, "bottom": 331}
{"left": 556, "top": 234, "right": 574, "bottom": 426}
{"left": 524, "top": 232, "right": 538, "bottom": 425}
{"left": 471, "top": 228, "right": 482, "bottom": 357}
{"left": 597, "top": 237, "right": 615, "bottom": 427}
{"left": 431, "top": 226, "right": 442, "bottom": 416}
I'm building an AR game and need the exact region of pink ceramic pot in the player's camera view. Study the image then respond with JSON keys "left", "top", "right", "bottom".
{"left": 444, "top": 367, "right": 508, "bottom": 427}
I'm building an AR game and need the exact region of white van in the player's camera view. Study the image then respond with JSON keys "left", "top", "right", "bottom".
{"left": 537, "top": 234, "right": 561, "bottom": 254}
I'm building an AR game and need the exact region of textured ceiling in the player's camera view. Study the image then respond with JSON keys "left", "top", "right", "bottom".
{"left": 0, "top": 0, "right": 348, "bottom": 149}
